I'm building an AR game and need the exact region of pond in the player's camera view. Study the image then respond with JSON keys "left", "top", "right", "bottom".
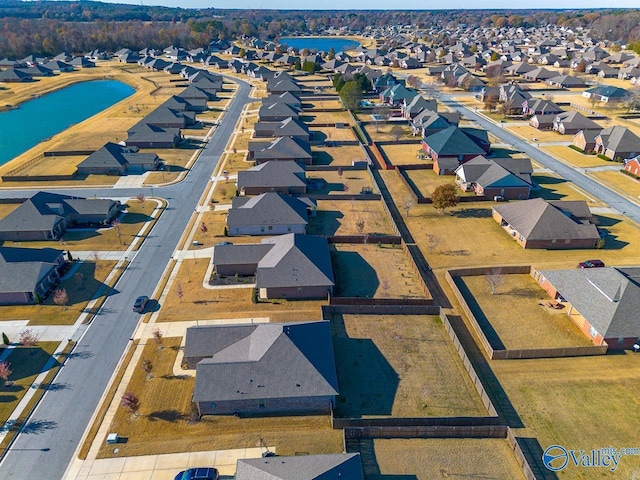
{"left": 0, "top": 79, "right": 135, "bottom": 166}
{"left": 279, "top": 36, "right": 360, "bottom": 52}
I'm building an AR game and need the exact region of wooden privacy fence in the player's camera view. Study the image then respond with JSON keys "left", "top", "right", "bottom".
{"left": 446, "top": 266, "right": 608, "bottom": 359}
{"left": 343, "top": 425, "right": 508, "bottom": 439}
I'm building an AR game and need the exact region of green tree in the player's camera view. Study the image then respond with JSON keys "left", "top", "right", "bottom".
{"left": 327, "top": 46, "right": 335, "bottom": 60}
{"left": 339, "top": 81, "right": 363, "bottom": 111}
{"left": 332, "top": 73, "right": 346, "bottom": 92}
{"left": 302, "top": 60, "right": 318, "bottom": 73}
{"left": 490, "top": 51, "right": 499, "bottom": 62}
{"left": 431, "top": 183, "right": 459, "bottom": 214}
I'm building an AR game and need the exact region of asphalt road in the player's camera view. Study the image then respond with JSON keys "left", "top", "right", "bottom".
{"left": 443, "top": 96, "right": 640, "bottom": 223}
{"left": 0, "top": 77, "right": 251, "bottom": 480}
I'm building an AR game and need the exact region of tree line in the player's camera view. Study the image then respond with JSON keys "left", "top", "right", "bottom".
{"left": 0, "top": 2, "right": 639, "bottom": 59}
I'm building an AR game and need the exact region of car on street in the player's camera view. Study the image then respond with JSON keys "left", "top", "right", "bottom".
{"left": 578, "top": 259, "right": 605, "bottom": 268}
{"left": 132, "top": 295, "right": 149, "bottom": 313}
{"left": 174, "top": 467, "right": 219, "bottom": 480}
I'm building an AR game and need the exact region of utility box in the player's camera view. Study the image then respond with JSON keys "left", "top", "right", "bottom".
{"left": 107, "top": 433, "right": 119, "bottom": 444}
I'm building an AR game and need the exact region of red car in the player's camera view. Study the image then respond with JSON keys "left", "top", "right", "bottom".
{"left": 578, "top": 260, "right": 605, "bottom": 268}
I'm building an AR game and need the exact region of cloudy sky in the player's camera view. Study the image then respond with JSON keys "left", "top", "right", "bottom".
{"left": 102, "top": 1, "right": 638, "bottom": 9}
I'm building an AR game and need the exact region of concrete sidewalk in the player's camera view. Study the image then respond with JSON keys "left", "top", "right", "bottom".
{"left": 64, "top": 447, "right": 269, "bottom": 479}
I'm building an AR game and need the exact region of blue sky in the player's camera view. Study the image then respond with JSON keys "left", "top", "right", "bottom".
{"left": 103, "top": 1, "right": 639, "bottom": 9}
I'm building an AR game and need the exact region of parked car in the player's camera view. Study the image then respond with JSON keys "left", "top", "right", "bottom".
{"left": 174, "top": 467, "right": 219, "bottom": 480}
{"left": 493, "top": 195, "right": 506, "bottom": 202}
{"left": 215, "top": 241, "right": 233, "bottom": 246}
{"left": 578, "top": 259, "right": 605, "bottom": 268}
{"left": 132, "top": 295, "right": 149, "bottom": 313}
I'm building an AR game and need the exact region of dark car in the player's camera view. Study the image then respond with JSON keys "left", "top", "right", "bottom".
{"left": 132, "top": 295, "right": 149, "bottom": 313}
{"left": 174, "top": 467, "right": 219, "bottom": 480}
{"left": 578, "top": 259, "right": 605, "bottom": 268}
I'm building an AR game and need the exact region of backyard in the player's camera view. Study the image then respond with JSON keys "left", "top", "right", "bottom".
{"left": 311, "top": 145, "right": 367, "bottom": 166}
{"left": 97, "top": 338, "right": 342, "bottom": 458}
{"left": 331, "top": 244, "right": 426, "bottom": 299}
{"left": 331, "top": 314, "right": 487, "bottom": 418}
{"left": 455, "top": 273, "right": 594, "bottom": 350}
{"left": 308, "top": 199, "right": 394, "bottom": 237}
{"left": 377, "top": 143, "right": 425, "bottom": 166}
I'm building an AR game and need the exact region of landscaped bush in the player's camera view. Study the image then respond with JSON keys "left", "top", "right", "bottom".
{"left": 568, "top": 145, "right": 585, "bottom": 154}
{"left": 597, "top": 154, "right": 611, "bottom": 161}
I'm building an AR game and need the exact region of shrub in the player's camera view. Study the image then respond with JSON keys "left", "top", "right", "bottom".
{"left": 620, "top": 169, "right": 639, "bottom": 179}
{"left": 568, "top": 145, "right": 585, "bottom": 154}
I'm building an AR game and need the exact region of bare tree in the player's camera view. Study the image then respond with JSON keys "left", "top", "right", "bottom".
{"left": 406, "top": 74, "right": 422, "bottom": 89}
{"left": 136, "top": 193, "right": 145, "bottom": 203}
{"left": 111, "top": 219, "right": 123, "bottom": 245}
{"left": 499, "top": 98, "right": 514, "bottom": 119}
{"left": 19, "top": 329, "right": 39, "bottom": 347}
{"left": 152, "top": 328, "right": 164, "bottom": 349}
{"left": 355, "top": 220, "right": 365, "bottom": 235}
{"left": 53, "top": 288, "right": 69, "bottom": 310}
{"left": 403, "top": 197, "right": 415, "bottom": 218}
{"left": 423, "top": 81, "right": 442, "bottom": 100}
{"left": 390, "top": 125, "right": 405, "bottom": 142}
{"left": 486, "top": 267, "right": 506, "bottom": 295}
{"left": 337, "top": 167, "right": 343, "bottom": 177}
{"left": 381, "top": 279, "right": 390, "bottom": 297}
{"left": 141, "top": 359, "right": 153, "bottom": 379}
{"left": 373, "top": 104, "right": 391, "bottom": 132}
{"left": 74, "top": 272, "right": 84, "bottom": 290}
{"left": 426, "top": 234, "right": 440, "bottom": 254}
{"left": 121, "top": 392, "right": 140, "bottom": 416}
{"left": 200, "top": 222, "right": 208, "bottom": 234}
{"left": 0, "top": 361, "right": 12, "bottom": 386}
{"left": 176, "top": 282, "right": 184, "bottom": 303}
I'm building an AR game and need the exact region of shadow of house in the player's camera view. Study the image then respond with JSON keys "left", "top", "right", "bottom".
{"left": 331, "top": 250, "right": 379, "bottom": 297}
{"left": 2, "top": 345, "right": 61, "bottom": 382}
{"left": 331, "top": 314, "right": 399, "bottom": 418}
{"left": 307, "top": 210, "right": 344, "bottom": 236}
{"left": 236, "top": 453, "right": 364, "bottom": 479}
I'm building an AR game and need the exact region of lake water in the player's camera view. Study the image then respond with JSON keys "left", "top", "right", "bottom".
{"left": 279, "top": 36, "right": 360, "bottom": 52}
{"left": 0, "top": 79, "right": 135, "bottom": 166}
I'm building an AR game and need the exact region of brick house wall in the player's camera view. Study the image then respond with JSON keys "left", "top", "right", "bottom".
{"left": 197, "top": 395, "right": 335, "bottom": 416}
{"left": 259, "top": 285, "right": 332, "bottom": 300}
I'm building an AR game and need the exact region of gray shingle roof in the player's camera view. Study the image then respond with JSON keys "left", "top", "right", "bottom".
{"left": 0, "top": 247, "right": 63, "bottom": 294}
{"left": 235, "top": 453, "right": 363, "bottom": 480}
{"left": 257, "top": 234, "right": 334, "bottom": 289}
{"left": 187, "top": 321, "right": 339, "bottom": 403}
{"left": 539, "top": 267, "right": 640, "bottom": 338}
{"left": 237, "top": 161, "right": 306, "bottom": 191}
{"left": 227, "top": 192, "right": 313, "bottom": 228}
{"left": 424, "top": 126, "right": 486, "bottom": 156}
{"left": 493, "top": 198, "right": 599, "bottom": 241}
{"left": 252, "top": 137, "right": 312, "bottom": 161}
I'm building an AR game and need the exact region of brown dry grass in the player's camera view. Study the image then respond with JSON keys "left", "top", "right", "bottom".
{"left": 0, "top": 260, "right": 117, "bottom": 326}
{"left": 368, "top": 438, "right": 527, "bottom": 480}
{"left": 543, "top": 145, "right": 612, "bottom": 168}
{"left": 493, "top": 353, "right": 640, "bottom": 480}
{"left": 331, "top": 314, "right": 487, "bottom": 418}
{"left": 232, "top": 132, "right": 253, "bottom": 151}
{"left": 331, "top": 244, "right": 426, "bottom": 299}
{"left": 97, "top": 338, "right": 342, "bottom": 458}
{"left": 591, "top": 169, "right": 640, "bottom": 198}
{"left": 308, "top": 199, "right": 393, "bottom": 236}
{"left": 157, "top": 259, "right": 324, "bottom": 323}
{"left": 458, "top": 274, "right": 593, "bottom": 349}
{"left": 377, "top": 143, "right": 425, "bottom": 166}
{"left": 307, "top": 169, "right": 375, "bottom": 196}
{"left": 0, "top": 203, "right": 21, "bottom": 219}
{"left": 314, "top": 125, "right": 358, "bottom": 142}
{"left": 506, "top": 125, "right": 570, "bottom": 143}
{"left": 304, "top": 100, "right": 343, "bottom": 110}
{"left": 365, "top": 124, "right": 414, "bottom": 143}
{"left": 312, "top": 145, "right": 367, "bottom": 166}
{"left": 303, "top": 111, "right": 352, "bottom": 125}
{"left": 404, "top": 169, "right": 474, "bottom": 199}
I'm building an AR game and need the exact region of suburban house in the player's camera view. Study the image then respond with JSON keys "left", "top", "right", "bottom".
{"left": 184, "top": 320, "right": 339, "bottom": 416}
{"left": 213, "top": 233, "right": 334, "bottom": 299}
{"left": 552, "top": 111, "right": 601, "bottom": 135}
{"left": 0, "top": 247, "right": 66, "bottom": 305}
{"left": 258, "top": 102, "right": 301, "bottom": 122}
{"left": 522, "top": 98, "right": 563, "bottom": 116}
{"left": 0, "top": 191, "right": 121, "bottom": 241}
{"left": 422, "top": 126, "right": 489, "bottom": 175}
{"left": 401, "top": 95, "right": 437, "bottom": 120}
{"left": 253, "top": 117, "right": 311, "bottom": 141}
{"left": 262, "top": 92, "right": 302, "bottom": 111}
{"left": 522, "top": 67, "right": 556, "bottom": 82}
{"left": 595, "top": 126, "right": 640, "bottom": 161}
{"left": 529, "top": 114, "right": 556, "bottom": 131}
{"left": 582, "top": 85, "right": 629, "bottom": 104}
{"left": 624, "top": 156, "right": 640, "bottom": 176}
{"left": 237, "top": 161, "right": 307, "bottom": 195}
{"left": 267, "top": 74, "right": 303, "bottom": 94}
{"left": 534, "top": 267, "right": 640, "bottom": 349}
{"left": 235, "top": 453, "right": 364, "bottom": 480}
{"left": 226, "top": 192, "right": 315, "bottom": 236}
{"left": 0, "top": 69, "right": 33, "bottom": 82}
{"left": 492, "top": 198, "right": 600, "bottom": 249}
{"left": 379, "top": 83, "right": 418, "bottom": 106}
{"left": 573, "top": 129, "right": 602, "bottom": 153}
{"left": 454, "top": 156, "right": 532, "bottom": 199}
{"left": 545, "top": 74, "right": 586, "bottom": 88}
{"left": 126, "top": 124, "right": 181, "bottom": 149}
{"left": 141, "top": 106, "right": 194, "bottom": 128}
{"left": 77, "top": 142, "right": 160, "bottom": 175}
{"left": 249, "top": 136, "right": 313, "bottom": 165}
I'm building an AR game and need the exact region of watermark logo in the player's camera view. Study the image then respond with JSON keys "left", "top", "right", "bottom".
{"left": 543, "top": 445, "right": 640, "bottom": 472}
{"left": 543, "top": 445, "right": 569, "bottom": 471}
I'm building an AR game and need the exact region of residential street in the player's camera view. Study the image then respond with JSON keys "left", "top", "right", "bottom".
{"left": 0, "top": 77, "right": 251, "bottom": 480}
{"left": 443, "top": 96, "right": 640, "bottom": 223}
